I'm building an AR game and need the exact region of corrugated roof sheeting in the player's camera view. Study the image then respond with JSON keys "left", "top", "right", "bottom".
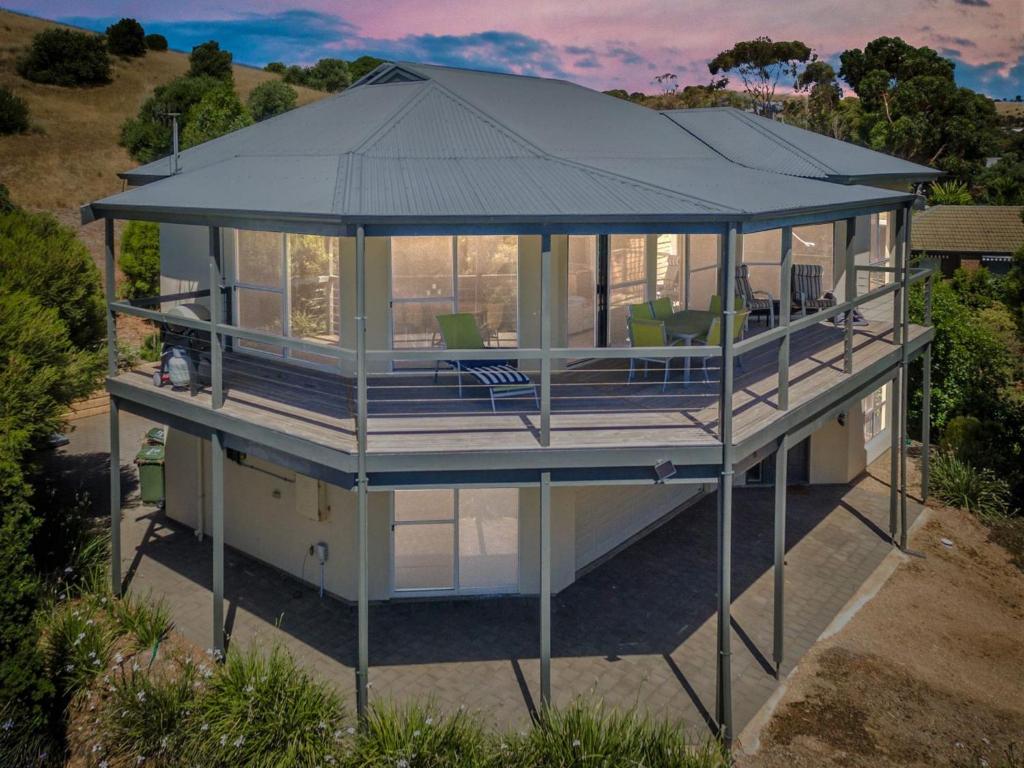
{"left": 89, "top": 62, "right": 926, "bottom": 229}
{"left": 662, "top": 108, "right": 940, "bottom": 182}
{"left": 912, "top": 205, "right": 1024, "bottom": 254}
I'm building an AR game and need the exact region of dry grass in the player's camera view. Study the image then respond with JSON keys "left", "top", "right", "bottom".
{"left": 995, "top": 101, "right": 1024, "bottom": 119}
{"left": 0, "top": 8, "right": 325, "bottom": 213}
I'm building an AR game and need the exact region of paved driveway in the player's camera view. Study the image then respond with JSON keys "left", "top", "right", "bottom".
{"left": 56, "top": 412, "right": 920, "bottom": 737}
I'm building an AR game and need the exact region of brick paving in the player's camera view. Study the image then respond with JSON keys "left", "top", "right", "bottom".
{"left": 57, "top": 411, "right": 920, "bottom": 737}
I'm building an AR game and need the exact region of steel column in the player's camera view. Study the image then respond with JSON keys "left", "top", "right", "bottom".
{"left": 772, "top": 433, "right": 788, "bottom": 677}
{"left": 921, "top": 273, "right": 933, "bottom": 500}
{"left": 540, "top": 235, "right": 552, "bottom": 447}
{"left": 105, "top": 219, "right": 122, "bottom": 597}
{"left": 109, "top": 397, "right": 122, "bottom": 596}
{"left": 211, "top": 429, "right": 225, "bottom": 654}
{"left": 843, "top": 218, "right": 856, "bottom": 374}
{"left": 777, "top": 227, "right": 792, "bottom": 410}
{"left": 539, "top": 470, "right": 552, "bottom": 708}
{"left": 683, "top": 234, "right": 691, "bottom": 309}
{"left": 888, "top": 209, "right": 906, "bottom": 542}
{"left": 209, "top": 227, "right": 224, "bottom": 409}
{"left": 716, "top": 222, "right": 738, "bottom": 744}
{"left": 899, "top": 207, "right": 912, "bottom": 548}
{"left": 355, "top": 225, "right": 370, "bottom": 719}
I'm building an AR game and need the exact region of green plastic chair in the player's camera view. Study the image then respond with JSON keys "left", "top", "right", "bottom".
{"left": 627, "top": 318, "right": 684, "bottom": 391}
{"left": 708, "top": 294, "right": 744, "bottom": 315}
{"left": 650, "top": 296, "right": 674, "bottom": 321}
{"left": 695, "top": 310, "right": 749, "bottom": 383}
{"left": 628, "top": 302, "right": 654, "bottom": 321}
{"left": 436, "top": 313, "right": 485, "bottom": 351}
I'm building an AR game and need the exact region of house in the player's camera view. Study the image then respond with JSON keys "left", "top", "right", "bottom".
{"left": 82, "top": 62, "right": 940, "bottom": 742}
{"left": 911, "top": 204, "right": 1024, "bottom": 276}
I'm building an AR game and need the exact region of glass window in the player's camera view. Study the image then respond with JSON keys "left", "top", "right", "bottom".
{"left": 237, "top": 230, "right": 283, "bottom": 287}
{"left": 457, "top": 236, "right": 518, "bottom": 347}
{"left": 288, "top": 234, "right": 338, "bottom": 364}
{"left": 863, "top": 386, "right": 887, "bottom": 441}
{"left": 458, "top": 489, "right": 518, "bottom": 590}
{"left": 793, "top": 223, "right": 834, "bottom": 290}
{"left": 567, "top": 236, "right": 596, "bottom": 348}
{"left": 741, "top": 229, "right": 782, "bottom": 297}
{"left": 390, "top": 237, "right": 455, "bottom": 350}
{"left": 394, "top": 524, "right": 455, "bottom": 591}
{"left": 656, "top": 235, "right": 682, "bottom": 306}
{"left": 687, "top": 234, "right": 719, "bottom": 310}
{"left": 236, "top": 288, "right": 283, "bottom": 355}
{"left": 869, "top": 212, "right": 894, "bottom": 291}
{"left": 609, "top": 235, "right": 647, "bottom": 347}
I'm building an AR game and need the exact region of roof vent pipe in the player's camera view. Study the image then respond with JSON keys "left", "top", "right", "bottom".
{"left": 164, "top": 112, "right": 181, "bottom": 175}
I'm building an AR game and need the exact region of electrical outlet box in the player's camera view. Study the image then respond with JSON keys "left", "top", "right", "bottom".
{"left": 315, "top": 541, "right": 328, "bottom": 563}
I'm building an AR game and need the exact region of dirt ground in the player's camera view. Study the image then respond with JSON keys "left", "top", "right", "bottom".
{"left": 739, "top": 497, "right": 1024, "bottom": 768}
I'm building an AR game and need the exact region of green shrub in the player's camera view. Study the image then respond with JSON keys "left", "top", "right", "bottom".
{"left": 248, "top": 80, "right": 297, "bottom": 121}
{"left": 188, "top": 40, "right": 232, "bottom": 81}
{"left": 939, "top": 416, "right": 993, "bottom": 468}
{"left": 181, "top": 82, "right": 252, "bottom": 149}
{"left": 0, "top": 183, "right": 14, "bottom": 214}
{"left": 140, "top": 331, "right": 162, "bottom": 362}
{"left": 513, "top": 700, "right": 729, "bottom": 768}
{"left": 352, "top": 702, "right": 493, "bottom": 767}
{"left": 16, "top": 28, "right": 111, "bottom": 87}
{"left": 928, "top": 180, "right": 974, "bottom": 205}
{"left": 119, "top": 220, "right": 161, "bottom": 299}
{"left": 181, "top": 644, "right": 347, "bottom": 766}
{"left": 110, "top": 591, "right": 173, "bottom": 651}
{"left": 284, "top": 58, "right": 350, "bottom": 92}
{"left": 264, "top": 61, "right": 286, "bottom": 74}
{"left": 145, "top": 33, "right": 168, "bottom": 51}
{"left": 120, "top": 74, "right": 222, "bottom": 162}
{"left": 349, "top": 55, "right": 387, "bottom": 83}
{"left": 99, "top": 660, "right": 197, "bottom": 764}
{"left": 42, "top": 600, "right": 116, "bottom": 701}
{"left": 931, "top": 451, "right": 1012, "bottom": 521}
{"left": 0, "top": 86, "right": 29, "bottom": 135}
{"left": 0, "top": 208, "right": 105, "bottom": 350}
{"left": 105, "top": 18, "right": 146, "bottom": 58}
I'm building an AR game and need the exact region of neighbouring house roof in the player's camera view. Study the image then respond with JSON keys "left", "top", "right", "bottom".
{"left": 911, "top": 205, "right": 1024, "bottom": 256}
{"left": 82, "top": 62, "right": 928, "bottom": 233}
{"left": 661, "top": 108, "right": 940, "bottom": 184}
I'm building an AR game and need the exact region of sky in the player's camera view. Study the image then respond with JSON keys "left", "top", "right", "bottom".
{"left": 11, "top": 0, "right": 1024, "bottom": 98}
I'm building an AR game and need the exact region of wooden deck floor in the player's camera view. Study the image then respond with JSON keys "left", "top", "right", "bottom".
{"left": 115, "top": 320, "right": 924, "bottom": 455}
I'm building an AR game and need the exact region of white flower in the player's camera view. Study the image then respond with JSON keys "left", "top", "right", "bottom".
{"left": 397, "top": 760, "right": 408, "bottom": 768}
{"left": 413, "top": 730, "right": 421, "bottom": 738}
{"left": 200, "top": 723, "right": 209, "bottom": 732}
{"left": 244, "top": 684, "right": 254, "bottom": 694}
{"left": 99, "top": 761, "right": 109, "bottom": 768}
{"left": 219, "top": 735, "right": 227, "bottom": 746}
{"left": 1, "top": 719, "right": 12, "bottom": 731}
{"left": 136, "top": 757, "right": 145, "bottom": 765}
{"left": 425, "top": 717, "right": 433, "bottom": 726}
{"left": 233, "top": 736, "right": 245, "bottom": 748}
{"left": 132, "top": 662, "right": 141, "bottom": 673}
{"left": 572, "top": 739, "right": 581, "bottom": 748}
{"left": 136, "top": 691, "right": 146, "bottom": 702}
{"left": 86, "top": 618, "right": 95, "bottom": 626}
{"left": 64, "top": 566, "right": 74, "bottom": 574}
{"left": 65, "top": 664, "right": 75, "bottom": 672}
{"left": 115, "top": 653, "right": 124, "bottom": 664}
{"left": 346, "top": 726, "right": 355, "bottom": 735}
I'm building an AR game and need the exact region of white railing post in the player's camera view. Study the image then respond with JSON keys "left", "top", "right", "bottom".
{"left": 209, "top": 226, "right": 224, "bottom": 409}
{"left": 778, "top": 227, "right": 792, "bottom": 410}
{"left": 355, "top": 224, "right": 370, "bottom": 720}
{"left": 540, "top": 234, "right": 552, "bottom": 447}
{"left": 844, "top": 218, "right": 856, "bottom": 374}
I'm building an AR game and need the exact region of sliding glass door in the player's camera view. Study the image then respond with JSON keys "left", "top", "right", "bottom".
{"left": 607, "top": 234, "right": 647, "bottom": 346}
{"left": 567, "top": 236, "right": 598, "bottom": 348}
{"left": 392, "top": 489, "right": 519, "bottom": 594}
{"left": 389, "top": 236, "right": 518, "bottom": 356}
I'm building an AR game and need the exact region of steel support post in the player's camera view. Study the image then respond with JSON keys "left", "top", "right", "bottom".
{"left": 539, "top": 470, "right": 552, "bottom": 708}
{"left": 355, "top": 225, "right": 370, "bottom": 719}
{"left": 921, "top": 273, "right": 933, "bottom": 500}
{"left": 772, "top": 434, "right": 788, "bottom": 677}
{"left": 105, "top": 219, "right": 122, "bottom": 597}
{"left": 540, "top": 235, "right": 552, "bottom": 447}
{"left": 899, "top": 207, "right": 912, "bottom": 549}
{"left": 716, "top": 223, "right": 738, "bottom": 744}
{"left": 889, "top": 209, "right": 905, "bottom": 542}
{"left": 209, "top": 226, "right": 224, "bottom": 409}
{"left": 843, "top": 218, "right": 857, "bottom": 374}
{"left": 211, "top": 429, "right": 225, "bottom": 655}
{"left": 778, "top": 227, "right": 792, "bottom": 410}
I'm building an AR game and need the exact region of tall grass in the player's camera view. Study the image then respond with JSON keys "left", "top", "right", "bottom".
{"left": 97, "top": 660, "right": 198, "bottom": 766}
{"left": 42, "top": 599, "right": 116, "bottom": 702}
{"left": 511, "top": 700, "right": 731, "bottom": 768}
{"left": 109, "top": 590, "right": 173, "bottom": 651}
{"left": 351, "top": 701, "right": 495, "bottom": 767}
{"left": 181, "top": 644, "right": 348, "bottom": 767}
{"left": 931, "top": 451, "right": 1012, "bottom": 522}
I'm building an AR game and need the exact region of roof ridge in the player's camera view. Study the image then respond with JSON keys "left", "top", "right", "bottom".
{"left": 731, "top": 111, "right": 837, "bottom": 176}
{"left": 427, "top": 79, "right": 737, "bottom": 213}
{"left": 348, "top": 82, "right": 434, "bottom": 155}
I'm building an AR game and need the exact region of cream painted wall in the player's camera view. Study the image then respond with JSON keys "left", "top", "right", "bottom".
{"left": 517, "top": 486, "right": 576, "bottom": 594}
{"left": 809, "top": 407, "right": 870, "bottom": 485}
{"left": 573, "top": 483, "right": 701, "bottom": 570}
{"left": 159, "top": 223, "right": 210, "bottom": 306}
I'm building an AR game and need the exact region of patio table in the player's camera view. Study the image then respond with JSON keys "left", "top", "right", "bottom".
{"left": 664, "top": 310, "right": 716, "bottom": 386}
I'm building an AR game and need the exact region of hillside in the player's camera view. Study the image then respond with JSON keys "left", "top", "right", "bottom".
{"left": 0, "top": 9, "right": 326, "bottom": 213}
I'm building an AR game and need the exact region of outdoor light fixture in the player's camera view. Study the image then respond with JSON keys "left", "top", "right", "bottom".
{"left": 654, "top": 459, "right": 677, "bottom": 483}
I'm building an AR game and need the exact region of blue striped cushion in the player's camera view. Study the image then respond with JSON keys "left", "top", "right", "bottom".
{"left": 465, "top": 365, "right": 531, "bottom": 387}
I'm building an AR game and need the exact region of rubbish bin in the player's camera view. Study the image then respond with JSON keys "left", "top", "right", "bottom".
{"left": 144, "top": 427, "right": 166, "bottom": 445}
{"left": 135, "top": 442, "right": 165, "bottom": 504}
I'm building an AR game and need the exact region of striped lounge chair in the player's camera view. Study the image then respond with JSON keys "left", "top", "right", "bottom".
{"left": 735, "top": 265, "right": 775, "bottom": 326}
{"left": 791, "top": 264, "right": 836, "bottom": 316}
{"left": 433, "top": 313, "right": 538, "bottom": 412}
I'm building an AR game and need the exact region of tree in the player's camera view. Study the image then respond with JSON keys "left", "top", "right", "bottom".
{"left": 188, "top": 40, "right": 232, "bottom": 81}
{"left": 348, "top": 55, "right": 386, "bottom": 83}
{"left": 928, "top": 180, "right": 974, "bottom": 206}
{"left": 145, "top": 33, "right": 168, "bottom": 52}
{"left": 16, "top": 28, "right": 111, "bottom": 87}
{"left": 105, "top": 18, "right": 146, "bottom": 58}
{"left": 795, "top": 60, "right": 845, "bottom": 137}
{"left": 181, "top": 83, "right": 253, "bottom": 149}
{"left": 281, "top": 58, "right": 350, "bottom": 92}
{"left": 839, "top": 37, "right": 999, "bottom": 181}
{"left": 0, "top": 86, "right": 29, "bottom": 135}
{"left": 708, "top": 37, "right": 812, "bottom": 116}
{"left": 264, "top": 61, "right": 286, "bottom": 75}
{"left": 119, "top": 221, "right": 161, "bottom": 299}
{"left": 248, "top": 80, "right": 298, "bottom": 121}
{"left": 120, "top": 75, "right": 222, "bottom": 162}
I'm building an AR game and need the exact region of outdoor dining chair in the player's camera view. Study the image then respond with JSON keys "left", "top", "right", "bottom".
{"left": 735, "top": 265, "right": 775, "bottom": 327}
{"left": 626, "top": 317, "right": 686, "bottom": 392}
{"left": 791, "top": 264, "right": 836, "bottom": 316}
{"left": 694, "top": 309, "right": 750, "bottom": 383}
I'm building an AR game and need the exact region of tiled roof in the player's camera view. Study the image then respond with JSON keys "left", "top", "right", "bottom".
{"left": 911, "top": 205, "right": 1024, "bottom": 255}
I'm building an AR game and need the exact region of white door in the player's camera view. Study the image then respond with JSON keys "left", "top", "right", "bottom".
{"left": 391, "top": 489, "right": 519, "bottom": 595}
